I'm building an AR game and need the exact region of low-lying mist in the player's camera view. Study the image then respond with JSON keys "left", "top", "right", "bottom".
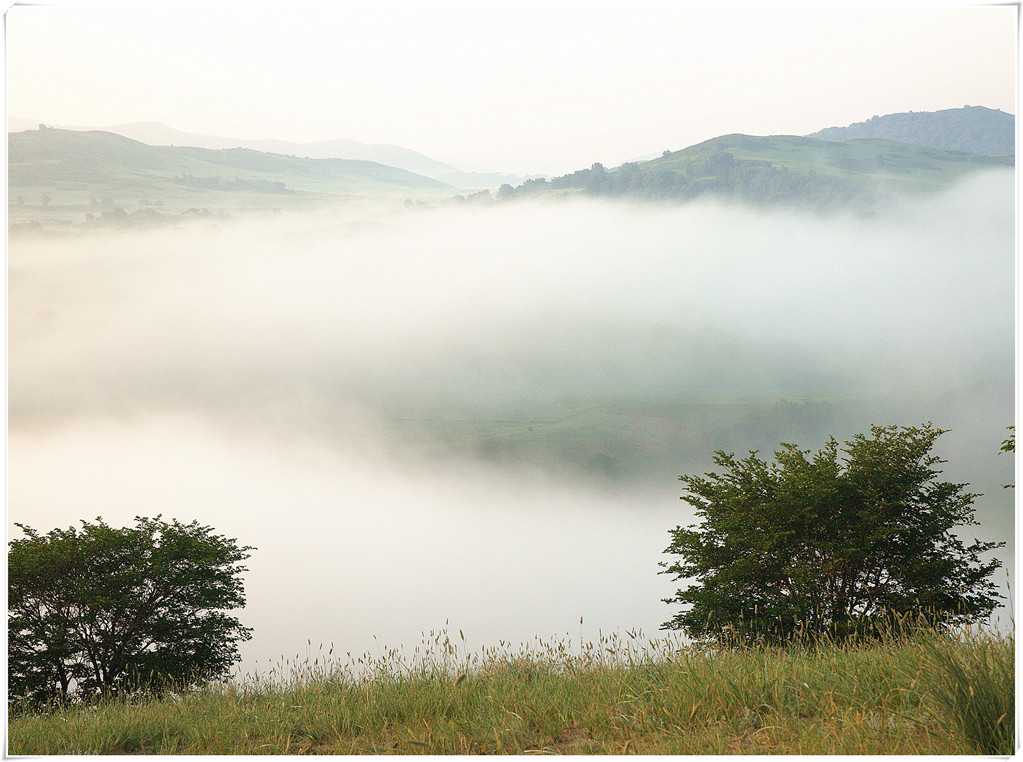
{"left": 9, "top": 170, "right": 1014, "bottom": 671}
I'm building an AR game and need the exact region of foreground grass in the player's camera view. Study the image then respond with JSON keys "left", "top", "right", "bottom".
{"left": 8, "top": 625, "right": 1013, "bottom": 755}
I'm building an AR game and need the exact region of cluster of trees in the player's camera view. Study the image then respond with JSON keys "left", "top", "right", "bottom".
{"left": 499, "top": 153, "right": 875, "bottom": 210}
{"left": 13, "top": 193, "right": 55, "bottom": 207}
{"left": 172, "top": 174, "right": 290, "bottom": 194}
{"left": 436, "top": 189, "right": 494, "bottom": 207}
{"left": 80, "top": 207, "right": 230, "bottom": 229}
{"left": 8, "top": 423, "right": 1007, "bottom": 710}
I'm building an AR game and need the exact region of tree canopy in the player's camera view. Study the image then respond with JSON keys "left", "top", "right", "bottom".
{"left": 9, "top": 516, "right": 254, "bottom": 706}
{"left": 661, "top": 424, "right": 1003, "bottom": 645}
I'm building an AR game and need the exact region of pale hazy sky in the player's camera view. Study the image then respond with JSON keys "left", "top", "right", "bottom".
{"left": 5, "top": 2, "right": 1018, "bottom": 175}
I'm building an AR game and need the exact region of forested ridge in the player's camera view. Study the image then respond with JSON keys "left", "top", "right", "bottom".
{"left": 807, "top": 105, "right": 1013, "bottom": 156}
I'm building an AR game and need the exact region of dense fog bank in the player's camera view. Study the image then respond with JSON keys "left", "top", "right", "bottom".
{"left": 9, "top": 170, "right": 1014, "bottom": 669}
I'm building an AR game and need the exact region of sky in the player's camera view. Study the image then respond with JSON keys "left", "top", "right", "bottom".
{"left": 4, "top": 2, "right": 1018, "bottom": 175}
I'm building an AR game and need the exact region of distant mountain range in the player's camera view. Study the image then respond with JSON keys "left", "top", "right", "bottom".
{"left": 11, "top": 105, "right": 1008, "bottom": 190}
{"left": 9, "top": 106, "right": 1015, "bottom": 230}
{"left": 10, "top": 126, "right": 453, "bottom": 188}
{"left": 7, "top": 116, "right": 534, "bottom": 189}
{"left": 806, "top": 105, "right": 1014, "bottom": 156}
{"left": 8, "top": 116, "right": 458, "bottom": 178}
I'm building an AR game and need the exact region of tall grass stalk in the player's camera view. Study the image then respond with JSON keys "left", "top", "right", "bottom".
{"left": 914, "top": 625, "right": 1015, "bottom": 755}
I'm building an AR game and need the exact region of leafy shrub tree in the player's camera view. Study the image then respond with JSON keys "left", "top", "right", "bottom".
{"left": 1000, "top": 425, "right": 1014, "bottom": 489}
{"left": 661, "top": 424, "right": 1003, "bottom": 645}
{"left": 9, "top": 516, "right": 254, "bottom": 705}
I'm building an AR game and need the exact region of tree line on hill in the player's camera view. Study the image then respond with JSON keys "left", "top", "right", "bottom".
{"left": 499, "top": 154, "right": 873, "bottom": 210}
{"left": 173, "top": 174, "right": 291, "bottom": 194}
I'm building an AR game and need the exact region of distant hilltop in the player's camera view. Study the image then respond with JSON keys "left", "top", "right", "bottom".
{"left": 6, "top": 116, "right": 536, "bottom": 189}
{"left": 498, "top": 110, "right": 1013, "bottom": 212}
{"left": 7, "top": 126, "right": 455, "bottom": 234}
{"left": 806, "top": 106, "right": 1014, "bottom": 157}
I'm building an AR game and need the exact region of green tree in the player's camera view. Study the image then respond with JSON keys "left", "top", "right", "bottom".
{"left": 1000, "top": 425, "right": 1014, "bottom": 489}
{"left": 661, "top": 424, "right": 1003, "bottom": 645}
{"left": 1000, "top": 427, "right": 1015, "bottom": 452}
{"left": 9, "top": 516, "right": 254, "bottom": 706}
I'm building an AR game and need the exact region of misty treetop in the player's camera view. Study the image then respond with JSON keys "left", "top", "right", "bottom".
{"left": 9, "top": 516, "right": 255, "bottom": 706}
{"left": 661, "top": 423, "right": 1004, "bottom": 645}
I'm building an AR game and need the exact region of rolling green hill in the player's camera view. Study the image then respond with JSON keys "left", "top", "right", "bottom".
{"left": 9, "top": 126, "right": 452, "bottom": 230}
{"left": 660, "top": 133, "right": 1010, "bottom": 184}
{"left": 502, "top": 133, "right": 1013, "bottom": 210}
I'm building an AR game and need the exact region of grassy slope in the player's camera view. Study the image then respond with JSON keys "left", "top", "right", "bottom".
{"left": 8, "top": 128, "right": 453, "bottom": 226}
{"left": 656, "top": 133, "right": 1013, "bottom": 190}
{"left": 8, "top": 626, "right": 1013, "bottom": 755}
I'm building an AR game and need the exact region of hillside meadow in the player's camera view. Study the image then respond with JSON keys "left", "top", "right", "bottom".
{"left": 7, "top": 621, "right": 1014, "bottom": 755}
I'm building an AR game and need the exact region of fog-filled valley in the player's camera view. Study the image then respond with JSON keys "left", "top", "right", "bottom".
{"left": 9, "top": 170, "right": 1014, "bottom": 674}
